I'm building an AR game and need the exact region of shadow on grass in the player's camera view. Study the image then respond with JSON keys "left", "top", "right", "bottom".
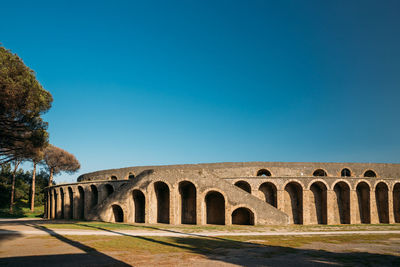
{"left": 69, "top": 223, "right": 400, "bottom": 266}
{"left": 1, "top": 219, "right": 400, "bottom": 266}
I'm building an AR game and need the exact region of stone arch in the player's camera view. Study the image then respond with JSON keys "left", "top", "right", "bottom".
{"left": 313, "top": 169, "right": 327, "bottom": 177}
{"left": 154, "top": 181, "right": 170, "bottom": 224}
{"left": 90, "top": 185, "right": 98, "bottom": 208}
{"left": 60, "top": 188, "right": 65, "bottom": 219}
{"left": 110, "top": 175, "right": 118, "bottom": 180}
{"left": 375, "top": 182, "right": 389, "bottom": 223}
{"left": 364, "top": 170, "right": 377, "bottom": 178}
{"left": 356, "top": 181, "right": 371, "bottom": 223}
{"left": 257, "top": 169, "right": 272, "bottom": 177}
{"left": 132, "top": 189, "right": 145, "bottom": 223}
{"left": 77, "top": 186, "right": 85, "bottom": 220}
{"left": 333, "top": 181, "right": 350, "bottom": 224}
{"left": 232, "top": 207, "right": 254, "bottom": 225}
{"left": 128, "top": 173, "right": 135, "bottom": 180}
{"left": 259, "top": 182, "right": 277, "bottom": 208}
{"left": 309, "top": 181, "right": 327, "bottom": 224}
{"left": 205, "top": 191, "right": 225, "bottom": 225}
{"left": 341, "top": 168, "right": 352, "bottom": 177}
{"left": 104, "top": 184, "right": 114, "bottom": 197}
{"left": 68, "top": 187, "right": 73, "bottom": 219}
{"left": 111, "top": 204, "right": 124, "bottom": 222}
{"left": 284, "top": 182, "right": 303, "bottom": 224}
{"left": 394, "top": 183, "right": 400, "bottom": 223}
{"left": 234, "top": 180, "right": 251, "bottom": 193}
{"left": 179, "top": 181, "right": 197, "bottom": 224}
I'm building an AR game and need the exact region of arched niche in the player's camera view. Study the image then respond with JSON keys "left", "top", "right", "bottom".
{"left": 259, "top": 182, "right": 277, "bottom": 208}
{"left": 313, "top": 169, "right": 327, "bottom": 177}
{"left": 341, "top": 168, "right": 351, "bottom": 177}
{"left": 154, "top": 182, "right": 170, "bottom": 224}
{"left": 205, "top": 191, "right": 225, "bottom": 225}
{"left": 257, "top": 169, "right": 271, "bottom": 177}
{"left": 234, "top": 181, "right": 251, "bottom": 193}
{"left": 132, "top": 190, "right": 145, "bottom": 223}
{"left": 112, "top": 204, "right": 124, "bottom": 222}
{"left": 375, "top": 182, "right": 389, "bottom": 223}
{"left": 333, "top": 182, "right": 350, "bottom": 224}
{"left": 309, "top": 182, "right": 327, "bottom": 224}
{"left": 356, "top": 182, "right": 371, "bottom": 223}
{"left": 90, "top": 185, "right": 98, "bottom": 208}
{"left": 232, "top": 207, "right": 254, "bottom": 225}
{"left": 179, "top": 181, "right": 197, "bottom": 224}
{"left": 284, "top": 182, "right": 303, "bottom": 224}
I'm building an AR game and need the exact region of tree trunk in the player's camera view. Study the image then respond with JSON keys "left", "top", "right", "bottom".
{"left": 49, "top": 168, "right": 54, "bottom": 187}
{"left": 30, "top": 162, "right": 37, "bottom": 212}
{"left": 9, "top": 160, "right": 20, "bottom": 213}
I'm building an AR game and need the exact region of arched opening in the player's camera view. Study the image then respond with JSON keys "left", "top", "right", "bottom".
{"left": 60, "top": 188, "right": 65, "bottom": 219}
{"left": 364, "top": 170, "right": 377, "bottom": 178}
{"left": 309, "top": 182, "right": 327, "bottom": 224}
{"left": 105, "top": 184, "right": 114, "bottom": 197}
{"left": 284, "top": 182, "right": 303, "bottom": 224}
{"left": 234, "top": 181, "right": 251, "bottom": 193}
{"left": 375, "top": 182, "right": 389, "bottom": 223}
{"left": 257, "top": 169, "right": 271, "bottom": 177}
{"left": 341, "top": 168, "right": 351, "bottom": 177}
{"left": 154, "top": 182, "right": 170, "bottom": 224}
{"left": 179, "top": 181, "right": 197, "bottom": 224}
{"left": 313, "top": 169, "right": 327, "bottom": 177}
{"left": 259, "top": 182, "right": 277, "bottom": 208}
{"left": 394, "top": 183, "right": 400, "bottom": 223}
{"left": 90, "top": 185, "right": 98, "bottom": 208}
{"left": 356, "top": 182, "right": 371, "bottom": 223}
{"left": 110, "top": 175, "right": 118, "bottom": 180}
{"left": 232, "top": 207, "right": 254, "bottom": 225}
{"left": 77, "top": 186, "right": 85, "bottom": 220}
{"left": 132, "top": 190, "right": 145, "bottom": 223}
{"left": 205, "top": 191, "right": 225, "bottom": 225}
{"left": 128, "top": 173, "right": 135, "bottom": 180}
{"left": 112, "top": 204, "right": 124, "bottom": 222}
{"left": 333, "top": 182, "right": 350, "bottom": 224}
{"left": 68, "top": 187, "right": 73, "bottom": 219}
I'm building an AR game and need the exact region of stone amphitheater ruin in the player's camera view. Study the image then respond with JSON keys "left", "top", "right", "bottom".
{"left": 45, "top": 162, "right": 400, "bottom": 226}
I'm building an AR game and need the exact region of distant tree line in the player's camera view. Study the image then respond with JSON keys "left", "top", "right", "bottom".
{"left": 0, "top": 45, "right": 80, "bottom": 215}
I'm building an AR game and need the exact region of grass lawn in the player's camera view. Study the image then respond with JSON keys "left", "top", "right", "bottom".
{"left": 0, "top": 201, "right": 43, "bottom": 218}
{"left": 40, "top": 220, "right": 400, "bottom": 233}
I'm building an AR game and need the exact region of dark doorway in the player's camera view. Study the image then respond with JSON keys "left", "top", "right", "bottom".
{"left": 179, "top": 181, "right": 197, "bottom": 224}
{"left": 205, "top": 191, "right": 225, "bottom": 225}
{"left": 77, "top": 186, "right": 85, "bottom": 220}
{"left": 310, "top": 182, "right": 327, "bottom": 224}
{"left": 132, "top": 190, "right": 145, "bottom": 223}
{"left": 154, "top": 182, "right": 170, "bottom": 223}
{"left": 232, "top": 208, "right": 254, "bottom": 225}
{"left": 259, "top": 182, "right": 277, "bottom": 208}
{"left": 333, "top": 182, "right": 350, "bottom": 224}
{"left": 356, "top": 182, "right": 371, "bottom": 223}
{"left": 284, "top": 182, "right": 303, "bottom": 224}
{"left": 90, "top": 185, "right": 98, "bottom": 208}
{"left": 375, "top": 182, "right": 389, "bottom": 223}
{"left": 68, "top": 187, "right": 73, "bottom": 219}
{"left": 112, "top": 205, "right": 124, "bottom": 222}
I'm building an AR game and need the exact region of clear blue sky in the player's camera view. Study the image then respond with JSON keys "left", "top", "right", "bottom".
{"left": 1, "top": 0, "right": 399, "bottom": 183}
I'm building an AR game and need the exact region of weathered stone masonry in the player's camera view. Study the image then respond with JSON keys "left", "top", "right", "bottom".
{"left": 46, "top": 162, "right": 400, "bottom": 226}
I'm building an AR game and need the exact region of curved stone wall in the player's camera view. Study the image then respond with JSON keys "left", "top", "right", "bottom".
{"left": 47, "top": 162, "right": 400, "bottom": 225}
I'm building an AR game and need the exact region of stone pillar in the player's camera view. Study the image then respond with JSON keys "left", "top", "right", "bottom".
{"left": 302, "top": 189, "right": 311, "bottom": 225}
{"left": 50, "top": 191, "right": 55, "bottom": 219}
{"left": 276, "top": 190, "right": 285, "bottom": 212}
{"left": 327, "top": 190, "right": 336, "bottom": 225}
{"left": 350, "top": 190, "right": 359, "bottom": 224}
{"left": 370, "top": 188, "right": 379, "bottom": 224}
{"left": 73, "top": 188, "right": 80, "bottom": 220}
{"left": 56, "top": 190, "right": 62, "bottom": 219}
{"left": 388, "top": 188, "right": 395, "bottom": 224}
{"left": 63, "top": 189, "right": 70, "bottom": 219}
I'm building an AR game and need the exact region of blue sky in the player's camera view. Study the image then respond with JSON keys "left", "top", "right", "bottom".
{"left": 1, "top": 0, "right": 399, "bottom": 183}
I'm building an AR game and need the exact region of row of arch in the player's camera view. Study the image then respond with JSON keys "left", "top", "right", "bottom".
{"left": 49, "top": 181, "right": 255, "bottom": 226}
{"left": 235, "top": 180, "right": 400, "bottom": 224}
{"left": 257, "top": 168, "right": 377, "bottom": 178}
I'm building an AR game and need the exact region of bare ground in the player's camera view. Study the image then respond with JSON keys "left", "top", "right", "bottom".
{"left": 1, "top": 219, "right": 400, "bottom": 266}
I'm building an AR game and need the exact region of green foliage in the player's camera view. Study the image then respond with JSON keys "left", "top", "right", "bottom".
{"left": 0, "top": 163, "right": 49, "bottom": 210}
{"left": 0, "top": 45, "right": 53, "bottom": 164}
